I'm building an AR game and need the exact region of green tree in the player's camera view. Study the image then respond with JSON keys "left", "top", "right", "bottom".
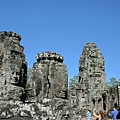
{"left": 27, "top": 68, "right": 32, "bottom": 82}
{"left": 68, "top": 75, "right": 79, "bottom": 88}
{"left": 25, "top": 68, "right": 32, "bottom": 99}
{"left": 25, "top": 82, "right": 30, "bottom": 98}
{"left": 108, "top": 77, "right": 119, "bottom": 96}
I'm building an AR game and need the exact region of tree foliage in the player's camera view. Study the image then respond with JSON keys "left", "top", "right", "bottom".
{"left": 107, "top": 77, "right": 119, "bottom": 96}
{"left": 108, "top": 77, "right": 119, "bottom": 87}
{"left": 25, "top": 82, "right": 30, "bottom": 99}
{"left": 27, "top": 68, "right": 32, "bottom": 82}
{"left": 69, "top": 75, "right": 79, "bottom": 88}
{"left": 25, "top": 68, "right": 32, "bottom": 98}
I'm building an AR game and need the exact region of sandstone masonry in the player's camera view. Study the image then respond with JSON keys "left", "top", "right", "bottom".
{"left": 0, "top": 31, "right": 118, "bottom": 120}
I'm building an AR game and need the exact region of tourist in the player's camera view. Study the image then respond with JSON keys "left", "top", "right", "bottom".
{"left": 93, "top": 108, "right": 104, "bottom": 120}
{"left": 116, "top": 107, "right": 120, "bottom": 119}
{"left": 86, "top": 108, "right": 91, "bottom": 120}
{"left": 110, "top": 106, "right": 118, "bottom": 120}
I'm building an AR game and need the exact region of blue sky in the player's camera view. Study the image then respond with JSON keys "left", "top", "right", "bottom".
{"left": 0, "top": 0, "right": 120, "bottom": 82}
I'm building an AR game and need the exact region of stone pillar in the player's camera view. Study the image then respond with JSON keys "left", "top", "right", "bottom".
{"left": 29, "top": 51, "right": 68, "bottom": 99}
{"left": 78, "top": 42, "right": 108, "bottom": 111}
{"left": 0, "top": 31, "right": 27, "bottom": 101}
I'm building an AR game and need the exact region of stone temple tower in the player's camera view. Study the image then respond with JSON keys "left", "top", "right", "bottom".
{"left": 29, "top": 51, "right": 68, "bottom": 100}
{"left": 0, "top": 31, "right": 27, "bottom": 101}
{"left": 78, "top": 42, "right": 108, "bottom": 111}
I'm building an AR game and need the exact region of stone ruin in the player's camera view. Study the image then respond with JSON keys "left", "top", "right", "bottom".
{"left": 78, "top": 43, "right": 109, "bottom": 111}
{"left": 29, "top": 51, "right": 68, "bottom": 99}
{"left": 0, "top": 31, "right": 27, "bottom": 101}
{"left": 0, "top": 31, "right": 118, "bottom": 120}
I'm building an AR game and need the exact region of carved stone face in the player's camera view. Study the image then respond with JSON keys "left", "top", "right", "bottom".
{"left": 54, "top": 83, "right": 67, "bottom": 99}
{"left": 9, "top": 50, "right": 27, "bottom": 87}
{"left": 9, "top": 51, "right": 21, "bottom": 85}
{"left": 10, "top": 71, "right": 20, "bottom": 85}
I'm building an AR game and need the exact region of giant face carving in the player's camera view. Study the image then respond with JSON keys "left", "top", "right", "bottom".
{"left": 54, "top": 83, "right": 67, "bottom": 99}
{"left": 9, "top": 50, "right": 27, "bottom": 88}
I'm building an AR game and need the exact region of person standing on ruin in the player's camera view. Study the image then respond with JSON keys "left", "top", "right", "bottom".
{"left": 93, "top": 108, "right": 104, "bottom": 120}
{"left": 110, "top": 106, "right": 118, "bottom": 120}
{"left": 86, "top": 108, "right": 92, "bottom": 120}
